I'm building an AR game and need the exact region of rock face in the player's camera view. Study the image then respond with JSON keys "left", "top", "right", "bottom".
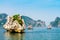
{"left": 3, "top": 15, "right": 25, "bottom": 33}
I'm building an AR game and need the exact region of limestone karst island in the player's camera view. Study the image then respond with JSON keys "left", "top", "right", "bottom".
{"left": 3, "top": 14, "right": 25, "bottom": 33}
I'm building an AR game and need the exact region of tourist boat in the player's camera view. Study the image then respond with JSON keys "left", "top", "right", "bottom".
{"left": 47, "top": 25, "right": 51, "bottom": 29}
{"left": 3, "top": 15, "right": 25, "bottom": 33}
{"left": 28, "top": 25, "right": 33, "bottom": 30}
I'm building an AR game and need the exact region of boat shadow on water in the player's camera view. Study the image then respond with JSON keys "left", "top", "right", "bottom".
{"left": 4, "top": 31, "right": 25, "bottom": 40}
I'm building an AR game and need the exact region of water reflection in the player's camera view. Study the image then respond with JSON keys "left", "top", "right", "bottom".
{"left": 4, "top": 32, "right": 25, "bottom": 40}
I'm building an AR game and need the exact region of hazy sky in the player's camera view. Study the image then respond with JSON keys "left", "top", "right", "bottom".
{"left": 0, "top": 0, "right": 60, "bottom": 25}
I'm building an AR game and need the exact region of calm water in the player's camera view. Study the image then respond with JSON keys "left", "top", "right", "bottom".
{"left": 0, "top": 26, "right": 60, "bottom": 40}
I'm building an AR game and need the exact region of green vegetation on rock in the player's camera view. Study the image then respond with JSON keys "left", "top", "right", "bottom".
{"left": 13, "top": 14, "right": 23, "bottom": 26}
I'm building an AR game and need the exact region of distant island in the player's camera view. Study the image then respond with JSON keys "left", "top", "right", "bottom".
{"left": 50, "top": 17, "right": 60, "bottom": 27}
{"left": 22, "top": 16, "right": 46, "bottom": 27}
{"left": 0, "top": 13, "right": 7, "bottom": 25}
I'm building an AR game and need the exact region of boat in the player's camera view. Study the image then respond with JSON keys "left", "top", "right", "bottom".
{"left": 28, "top": 25, "right": 33, "bottom": 30}
{"left": 47, "top": 25, "right": 51, "bottom": 29}
{"left": 3, "top": 14, "right": 25, "bottom": 33}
